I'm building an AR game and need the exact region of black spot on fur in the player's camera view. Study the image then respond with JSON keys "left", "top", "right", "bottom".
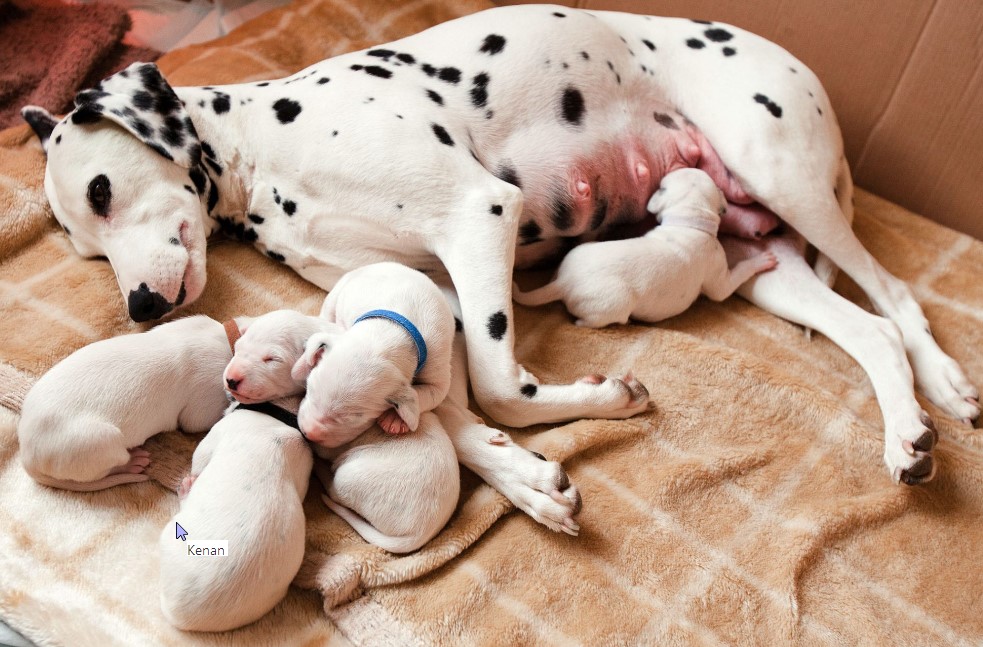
{"left": 789, "top": 66, "right": 798, "bottom": 73}
{"left": 248, "top": 214, "right": 265, "bottom": 224}
{"left": 421, "top": 63, "right": 437, "bottom": 77}
{"left": 72, "top": 105, "right": 103, "bottom": 124}
{"left": 317, "top": 77, "right": 330, "bottom": 84}
{"left": 273, "top": 98, "right": 302, "bottom": 124}
{"left": 189, "top": 167, "right": 206, "bottom": 195}
{"left": 267, "top": 250, "right": 286, "bottom": 263}
{"left": 454, "top": 317, "right": 463, "bottom": 333}
{"left": 55, "top": 135, "right": 62, "bottom": 145}
{"left": 204, "top": 157, "right": 223, "bottom": 177}
{"left": 273, "top": 188, "right": 281, "bottom": 204}
{"left": 490, "top": 204, "right": 503, "bottom": 216}
{"left": 580, "top": 51, "right": 590, "bottom": 60}
{"left": 704, "top": 28, "right": 733, "bottom": 42}
{"left": 496, "top": 163, "right": 521, "bottom": 189}
{"left": 561, "top": 87, "right": 585, "bottom": 125}
{"left": 642, "top": 39, "right": 656, "bottom": 51}
{"left": 431, "top": 123, "right": 454, "bottom": 146}
{"left": 438, "top": 67, "right": 461, "bottom": 84}
{"left": 282, "top": 200, "right": 297, "bottom": 216}
{"left": 487, "top": 311, "right": 507, "bottom": 341}
{"left": 397, "top": 53, "right": 416, "bottom": 64}
{"left": 148, "top": 143, "right": 173, "bottom": 161}
{"left": 132, "top": 91, "right": 154, "bottom": 110}
{"left": 723, "top": 47, "right": 736, "bottom": 57}
{"left": 130, "top": 118, "right": 153, "bottom": 139}
{"left": 521, "top": 384, "right": 538, "bottom": 398}
{"left": 531, "top": 451, "right": 546, "bottom": 460}
{"left": 692, "top": 19, "right": 712, "bottom": 24}
{"left": 653, "top": 112, "right": 678, "bottom": 129}
{"left": 212, "top": 93, "right": 231, "bottom": 114}
{"left": 368, "top": 48, "right": 395, "bottom": 59}
{"left": 207, "top": 181, "right": 219, "bottom": 212}
{"left": 686, "top": 38, "right": 706, "bottom": 49}
{"left": 362, "top": 65, "right": 392, "bottom": 79}
{"left": 160, "top": 116, "right": 185, "bottom": 147}
{"left": 551, "top": 198, "right": 573, "bottom": 230}
{"left": 480, "top": 34, "right": 506, "bottom": 55}
{"left": 257, "top": 82, "right": 269, "bottom": 87}
{"left": 518, "top": 220, "right": 542, "bottom": 245}
{"left": 552, "top": 11, "right": 566, "bottom": 17}
{"left": 753, "top": 93, "right": 783, "bottom": 118}
{"left": 470, "top": 73, "right": 490, "bottom": 108}
{"left": 183, "top": 185, "right": 194, "bottom": 194}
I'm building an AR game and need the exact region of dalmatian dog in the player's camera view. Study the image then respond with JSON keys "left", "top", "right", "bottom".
{"left": 21, "top": 4, "right": 979, "bottom": 495}
{"left": 513, "top": 167, "right": 778, "bottom": 328}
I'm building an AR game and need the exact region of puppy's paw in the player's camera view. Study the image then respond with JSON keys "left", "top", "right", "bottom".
{"left": 378, "top": 409, "right": 410, "bottom": 435}
{"left": 177, "top": 474, "right": 196, "bottom": 499}
{"left": 885, "top": 411, "right": 939, "bottom": 486}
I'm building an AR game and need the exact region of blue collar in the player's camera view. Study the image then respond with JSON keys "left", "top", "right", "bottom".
{"left": 353, "top": 309, "right": 428, "bottom": 377}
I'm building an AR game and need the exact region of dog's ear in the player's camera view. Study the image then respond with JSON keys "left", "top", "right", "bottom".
{"left": 21, "top": 107, "right": 58, "bottom": 152}
{"left": 386, "top": 383, "right": 420, "bottom": 431}
{"left": 233, "top": 315, "right": 255, "bottom": 336}
{"left": 70, "top": 62, "right": 202, "bottom": 169}
{"left": 291, "top": 332, "right": 336, "bottom": 383}
{"left": 646, "top": 184, "right": 668, "bottom": 217}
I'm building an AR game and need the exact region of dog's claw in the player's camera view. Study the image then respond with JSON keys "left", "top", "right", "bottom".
{"left": 896, "top": 454, "right": 935, "bottom": 486}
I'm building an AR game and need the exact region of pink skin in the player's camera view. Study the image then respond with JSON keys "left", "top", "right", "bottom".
{"left": 377, "top": 409, "right": 411, "bottom": 435}
{"left": 109, "top": 447, "right": 151, "bottom": 475}
{"left": 177, "top": 474, "right": 196, "bottom": 499}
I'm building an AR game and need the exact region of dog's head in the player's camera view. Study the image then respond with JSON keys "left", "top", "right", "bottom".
{"left": 224, "top": 311, "right": 337, "bottom": 404}
{"left": 293, "top": 331, "right": 420, "bottom": 447}
{"left": 646, "top": 167, "right": 727, "bottom": 222}
{"left": 22, "top": 62, "right": 210, "bottom": 322}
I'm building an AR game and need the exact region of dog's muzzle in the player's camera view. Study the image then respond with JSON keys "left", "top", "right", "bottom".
{"left": 127, "top": 282, "right": 180, "bottom": 322}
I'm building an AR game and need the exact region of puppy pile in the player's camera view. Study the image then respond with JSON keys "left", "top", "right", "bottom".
{"left": 17, "top": 241, "right": 760, "bottom": 630}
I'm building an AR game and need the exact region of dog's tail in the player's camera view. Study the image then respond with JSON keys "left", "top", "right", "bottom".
{"left": 512, "top": 280, "right": 563, "bottom": 307}
{"left": 321, "top": 494, "right": 430, "bottom": 554}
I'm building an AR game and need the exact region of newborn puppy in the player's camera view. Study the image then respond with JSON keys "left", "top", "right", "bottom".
{"left": 18, "top": 315, "right": 230, "bottom": 491}
{"left": 513, "top": 168, "right": 778, "bottom": 328}
{"left": 316, "top": 411, "right": 460, "bottom": 554}
{"left": 294, "top": 262, "right": 455, "bottom": 447}
{"left": 158, "top": 408, "right": 312, "bottom": 632}
{"left": 223, "top": 309, "right": 339, "bottom": 404}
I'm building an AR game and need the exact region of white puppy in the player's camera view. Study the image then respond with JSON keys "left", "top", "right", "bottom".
{"left": 226, "top": 306, "right": 460, "bottom": 554}
{"left": 316, "top": 411, "right": 460, "bottom": 554}
{"left": 17, "top": 315, "right": 230, "bottom": 491}
{"left": 222, "top": 309, "right": 339, "bottom": 404}
{"left": 513, "top": 168, "right": 778, "bottom": 328}
{"left": 158, "top": 407, "right": 313, "bottom": 632}
{"left": 294, "top": 262, "right": 455, "bottom": 446}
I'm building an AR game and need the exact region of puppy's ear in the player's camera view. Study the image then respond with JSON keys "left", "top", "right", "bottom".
{"left": 233, "top": 315, "right": 255, "bottom": 336}
{"left": 386, "top": 383, "right": 420, "bottom": 431}
{"left": 22, "top": 107, "right": 57, "bottom": 152}
{"left": 291, "top": 332, "right": 336, "bottom": 383}
{"left": 646, "top": 184, "right": 668, "bottom": 216}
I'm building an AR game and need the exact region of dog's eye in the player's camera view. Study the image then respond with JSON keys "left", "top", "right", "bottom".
{"left": 87, "top": 174, "right": 111, "bottom": 217}
{"left": 263, "top": 356, "right": 280, "bottom": 364}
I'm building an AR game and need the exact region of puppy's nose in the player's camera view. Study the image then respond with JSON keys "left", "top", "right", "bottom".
{"left": 127, "top": 283, "right": 172, "bottom": 322}
{"left": 226, "top": 378, "right": 240, "bottom": 390}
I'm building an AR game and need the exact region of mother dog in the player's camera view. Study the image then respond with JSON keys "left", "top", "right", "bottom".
{"left": 22, "top": 5, "right": 978, "bottom": 503}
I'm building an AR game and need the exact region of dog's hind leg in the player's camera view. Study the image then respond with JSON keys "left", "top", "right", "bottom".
{"left": 761, "top": 178, "right": 979, "bottom": 428}
{"left": 723, "top": 232, "right": 940, "bottom": 484}
{"left": 432, "top": 174, "right": 648, "bottom": 428}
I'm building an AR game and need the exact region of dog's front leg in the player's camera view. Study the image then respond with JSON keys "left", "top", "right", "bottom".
{"left": 432, "top": 177, "right": 648, "bottom": 428}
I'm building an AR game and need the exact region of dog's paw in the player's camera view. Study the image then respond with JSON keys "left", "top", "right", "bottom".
{"left": 912, "top": 347, "right": 980, "bottom": 424}
{"left": 377, "top": 409, "right": 410, "bottom": 435}
{"left": 110, "top": 447, "right": 151, "bottom": 476}
{"left": 598, "top": 372, "right": 650, "bottom": 417}
{"left": 885, "top": 412, "right": 939, "bottom": 486}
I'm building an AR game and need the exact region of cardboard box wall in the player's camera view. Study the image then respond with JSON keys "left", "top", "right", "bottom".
{"left": 498, "top": 0, "right": 983, "bottom": 240}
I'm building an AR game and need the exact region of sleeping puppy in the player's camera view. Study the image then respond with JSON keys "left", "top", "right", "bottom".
{"left": 316, "top": 411, "right": 460, "bottom": 554}
{"left": 222, "top": 309, "right": 340, "bottom": 404}
{"left": 158, "top": 407, "right": 313, "bottom": 632}
{"left": 294, "top": 262, "right": 455, "bottom": 446}
{"left": 17, "top": 315, "right": 230, "bottom": 491}
{"left": 224, "top": 305, "right": 460, "bottom": 554}
{"left": 513, "top": 168, "right": 778, "bottom": 328}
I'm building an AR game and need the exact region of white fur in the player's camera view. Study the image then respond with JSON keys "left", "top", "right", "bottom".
{"left": 315, "top": 411, "right": 460, "bottom": 553}
{"left": 295, "top": 262, "right": 455, "bottom": 446}
{"left": 514, "top": 168, "right": 777, "bottom": 328}
{"left": 223, "top": 309, "right": 339, "bottom": 404}
{"left": 158, "top": 408, "right": 312, "bottom": 632}
{"left": 17, "top": 315, "right": 230, "bottom": 491}
{"left": 24, "top": 6, "right": 979, "bottom": 487}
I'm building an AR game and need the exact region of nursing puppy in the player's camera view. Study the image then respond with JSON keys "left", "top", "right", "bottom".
{"left": 223, "top": 309, "right": 339, "bottom": 404}
{"left": 513, "top": 169, "right": 778, "bottom": 328}
{"left": 17, "top": 315, "right": 230, "bottom": 491}
{"left": 295, "top": 262, "right": 455, "bottom": 446}
{"left": 158, "top": 408, "right": 312, "bottom": 632}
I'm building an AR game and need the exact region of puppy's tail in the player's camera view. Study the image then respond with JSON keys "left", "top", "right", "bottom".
{"left": 321, "top": 494, "right": 430, "bottom": 554}
{"left": 512, "top": 280, "right": 562, "bottom": 307}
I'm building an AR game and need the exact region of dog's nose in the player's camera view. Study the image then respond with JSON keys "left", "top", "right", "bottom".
{"left": 127, "top": 283, "right": 172, "bottom": 322}
{"left": 226, "top": 378, "right": 240, "bottom": 390}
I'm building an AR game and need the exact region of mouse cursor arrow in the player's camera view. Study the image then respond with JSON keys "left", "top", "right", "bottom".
{"left": 175, "top": 522, "right": 188, "bottom": 541}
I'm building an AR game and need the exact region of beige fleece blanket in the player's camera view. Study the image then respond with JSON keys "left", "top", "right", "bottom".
{"left": 2, "top": 0, "right": 982, "bottom": 645}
